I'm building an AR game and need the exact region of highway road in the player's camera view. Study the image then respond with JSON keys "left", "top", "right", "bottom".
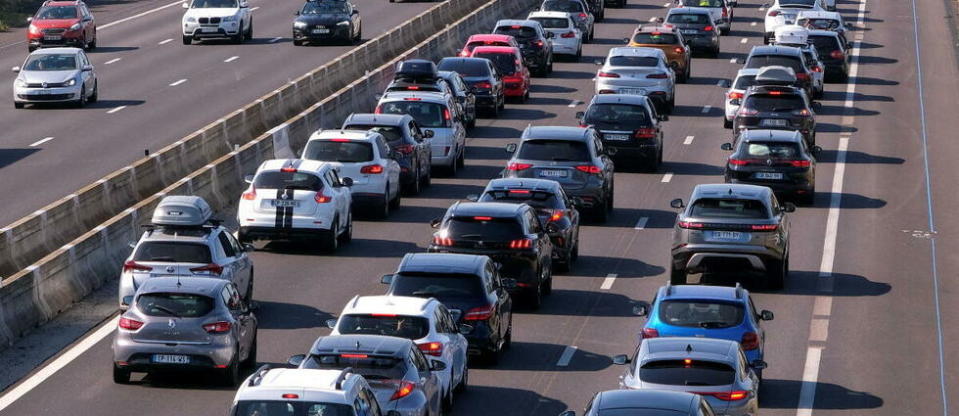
{"left": 1, "top": 0, "right": 957, "bottom": 414}
{"left": 0, "top": 0, "right": 438, "bottom": 225}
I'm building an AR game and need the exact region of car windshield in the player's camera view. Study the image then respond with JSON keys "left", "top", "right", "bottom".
{"left": 136, "top": 293, "right": 215, "bottom": 318}
{"left": 301, "top": 2, "right": 349, "bottom": 14}
{"left": 232, "top": 401, "right": 353, "bottom": 416}
{"left": 253, "top": 171, "right": 324, "bottom": 191}
{"left": 438, "top": 59, "right": 489, "bottom": 77}
{"left": 609, "top": 56, "right": 659, "bottom": 67}
{"left": 133, "top": 242, "right": 212, "bottom": 263}
{"left": 473, "top": 52, "right": 517, "bottom": 75}
{"left": 336, "top": 314, "right": 430, "bottom": 339}
{"left": 689, "top": 198, "right": 769, "bottom": 219}
{"left": 632, "top": 33, "right": 679, "bottom": 45}
{"left": 680, "top": 0, "right": 723, "bottom": 7}
{"left": 479, "top": 190, "right": 563, "bottom": 210}
{"left": 343, "top": 125, "right": 403, "bottom": 143}
{"left": 743, "top": 94, "right": 804, "bottom": 112}
{"left": 742, "top": 141, "right": 801, "bottom": 159}
{"left": 445, "top": 216, "right": 525, "bottom": 240}
{"left": 23, "top": 54, "right": 77, "bottom": 71}
{"left": 390, "top": 272, "right": 485, "bottom": 298}
{"left": 518, "top": 139, "right": 590, "bottom": 162}
{"left": 542, "top": 0, "right": 584, "bottom": 12}
{"left": 639, "top": 359, "right": 736, "bottom": 386}
{"left": 745, "top": 55, "right": 803, "bottom": 72}
{"left": 303, "top": 354, "right": 407, "bottom": 380}
{"left": 36, "top": 6, "right": 78, "bottom": 19}
{"left": 530, "top": 17, "right": 570, "bottom": 29}
{"left": 302, "top": 140, "right": 374, "bottom": 163}
{"left": 667, "top": 13, "right": 710, "bottom": 24}
{"left": 659, "top": 300, "right": 745, "bottom": 328}
{"left": 378, "top": 101, "right": 449, "bottom": 128}
{"left": 799, "top": 18, "right": 840, "bottom": 29}
{"left": 585, "top": 104, "right": 651, "bottom": 130}
{"left": 733, "top": 75, "right": 758, "bottom": 90}
{"left": 191, "top": 0, "right": 237, "bottom": 8}
{"left": 493, "top": 25, "right": 538, "bottom": 40}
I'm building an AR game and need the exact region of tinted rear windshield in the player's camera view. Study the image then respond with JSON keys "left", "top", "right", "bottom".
{"left": 343, "top": 125, "right": 403, "bottom": 143}
{"left": 542, "top": 0, "right": 584, "bottom": 12}
{"left": 734, "top": 75, "right": 757, "bottom": 90}
{"left": 336, "top": 314, "right": 430, "bottom": 339}
{"left": 438, "top": 59, "right": 489, "bottom": 77}
{"left": 232, "top": 401, "right": 353, "bottom": 416}
{"left": 689, "top": 198, "right": 769, "bottom": 219}
{"left": 743, "top": 94, "right": 804, "bottom": 112}
{"left": 742, "top": 141, "right": 801, "bottom": 159}
{"left": 745, "top": 55, "right": 803, "bottom": 71}
{"left": 597, "top": 411, "right": 688, "bottom": 416}
{"left": 667, "top": 13, "right": 710, "bottom": 24}
{"left": 585, "top": 104, "right": 651, "bottom": 130}
{"left": 808, "top": 35, "right": 841, "bottom": 55}
{"left": 479, "top": 190, "right": 563, "bottom": 210}
{"left": 302, "top": 140, "right": 373, "bottom": 163}
{"left": 659, "top": 300, "right": 745, "bottom": 328}
{"left": 137, "top": 293, "right": 215, "bottom": 318}
{"left": 679, "top": 0, "right": 723, "bottom": 6}
{"left": 640, "top": 360, "right": 736, "bottom": 386}
{"left": 631, "top": 33, "right": 679, "bottom": 45}
{"left": 779, "top": 0, "right": 816, "bottom": 7}
{"left": 253, "top": 171, "right": 324, "bottom": 191}
{"left": 609, "top": 56, "right": 659, "bottom": 67}
{"left": 493, "top": 26, "right": 538, "bottom": 39}
{"left": 390, "top": 272, "right": 485, "bottom": 298}
{"left": 378, "top": 101, "right": 449, "bottom": 128}
{"left": 302, "top": 354, "right": 407, "bottom": 380}
{"left": 445, "top": 217, "right": 525, "bottom": 240}
{"left": 530, "top": 17, "right": 570, "bottom": 29}
{"left": 518, "top": 140, "right": 590, "bottom": 162}
{"left": 473, "top": 52, "right": 517, "bottom": 75}
{"left": 133, "top": 242, "right": 212, "bottom": 263}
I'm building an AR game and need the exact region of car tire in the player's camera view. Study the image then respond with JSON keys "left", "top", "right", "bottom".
{"left": 593, "top": 202, "right": 609, "bottom": 223}
{"left": 75, "top": 86, "right": 87, "bottom": 108}
{"left": 457, "top": 148, "right": 466, "bottom": 169}
{"left": 339, "top": 213, "right": 352, "bottom": 244}
{"left": 711, "top": 46, "right": 720, "bottom": 59}
{"left": 376, "top": 191, "right": 391, "bottom": 219}
{"left": 88, "top": 81, "right": 98, "bottom": 103}
{"left": 575, "top": 47, "right": 582, "bottom": 61}
{"left": 442, "top": 387, "right": 454, "bottom": 412}
{"left": 723, "top": 118, "right": 733, "bottom": 129}
{"left": 322, "top": 220, "right": 339, "bottom": 252}
{"left": 765, "top": 256, "right": 786, "bottom": 291}
{"left": 503, "top": 319, "right": 513, "bottom": 349}
{"left": 293, "top": 39, "right": 303, "bottom": 46}
{"left": 528, "top": 282, "right": 543, "bottom": 310}
{"left": 421, "top": 163, "right": 432, "bottom": 187}
{"left": 547, "top": 55, "right": 554, "bottom": 74}
{"left": 446, "top": 154, "right": 458, "bottom": 176}
{"left": 570, "top": 240, "right": 579, "bottom": 262}
{"left": 543, "top": 273, "right": 553, "bottom": 295}
{"left": 221, "top": 356, "right": 241, "bottom": 387}
{"left": 243, "top": 335, "right": 258, "bottom": 368}
{"left": 244, "top": 269, "right": 254, "bottom": 303}
{"left": 14, "top": 102, "right": 24, "bottom": 109}
{"left": 389, "top": 185, "right": 401, "bottom": 210}
{"left": 467, "top": 112, "right": 476, "bottom": 128}
{"left": 455, "top": 365, "right": 468, "bottom": 393}
{"left": 113, "top": 365, "right": 131, "bottom": 384}
{"left": 669, "top": 264, "right": 686, "bottom": 285}
{"left": 408, "top": 166, "right": 422, "bottom": 195}
{"left": 182, "top": 35, "right": 192, "bottom": 45}
{"left": 232, "top": 28, "right": 243, "bottom": 44}
{"left": 28, "top": 45, "right": 37, "bottom": 52}
{"left": 245, "top": 19, "right": 253, "bottom": 41}
{"left": 720, "top": 27, "right": 730, "bottom": 35}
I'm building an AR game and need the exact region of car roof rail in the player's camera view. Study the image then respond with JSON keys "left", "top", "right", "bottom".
{"left": 734, "top": 282, "right": 744, "bottom": 299}
{"left": 349, "top": 295, "right": 360, "bottom": 308}
{"left": 334, "top": 367, "right": 354, "bottom": 390}
{"left": 248, "top": 364, "right": 272, "bottom": 387}
{"left": 664, "top": 281, "right": 673, "bottom": 296}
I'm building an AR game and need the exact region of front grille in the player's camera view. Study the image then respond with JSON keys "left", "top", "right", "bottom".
{"left": 25, "top": 82, "right": 68, "bottom": 88}
{"left": 19, "top": 93, "right": 72, "bottom": 100}
{"left": 42, "top": 28, "right": 66, "bottom": 35}
{"left": 198, "top": 17, "right": 222, "bottom": 24}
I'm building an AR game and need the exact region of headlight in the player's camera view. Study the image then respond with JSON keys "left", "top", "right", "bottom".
{"left": 293, "top": 21, "right": 308, "bottom": 28}
{"left": 186, "top": 16, "right": 197, "bottom": 23}
{"left": 15, "top": 79, "right": 27, "bottom": 88}
{"left": 28, "top": 24, "right": 40, "bottom": 35}
{"left": 64, "top": 78, "right": 76, "bottom": 87}
{"left": 69, "top": 22, "right": 81, "bottom": 31}
{"left": 222, "top": 15, "right": 237, "bottom": 22}
{"left": 336, "top": 20, "right": 350, "bottom": 26}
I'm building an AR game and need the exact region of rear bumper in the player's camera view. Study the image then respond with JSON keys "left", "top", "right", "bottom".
{"left": 113, "top": 337, "right": 236, "bottom": 370}
{"left": 672, "top": 243, "right": 783, "bottom": 273}
{"left": 239, "top": 225, "right": 334, "bottom": 241}
{"left": 727, "top": 177, "right": 813, "bottom": 195}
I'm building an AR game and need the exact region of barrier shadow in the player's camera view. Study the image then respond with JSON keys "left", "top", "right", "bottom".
{"left": 0, "top": 148, "right": 39, "bottom": 169}
{"left": 662, "top": 160, "right": 725, "bottom": 176}
{"left": 597, "top": 207, "right": 677, "bottom": 229}
{"left": 479, "top": 341, "right": 611, "bottom": 372}
{"left": 522, "top": 289, "right": 645, "bottom": 318}
{"left": 466, "top": 145, "right": 511, "bottom": 161}
{"left": 563, "top": 257, "right": 665, "bottom": 279}
{"left": 780, "top": 270, "right": 892, "bottom": 297}
{"left": 530, "top": 84, "right": 578, "bottom": 94}
{"left": 87, "top": 46, "right": 139, "bottom": 53}
{"left": 469, "top": 126, "right": 523, "bottom": 139}
{"left": 816, "top": 149, "right": 904, "bottom": 165}
{"left": 496, "top": 107, "right": 557, "bottom": 121}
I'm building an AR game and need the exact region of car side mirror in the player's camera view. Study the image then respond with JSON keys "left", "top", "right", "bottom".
{"left": 287, "top": 354, "right": 306, "bottom": 367}
{"left": 782, "top": 202, "right": 797, "bottom": 213}
{"left": 244, "top": 174, "right": 254, "bottom": 184}
{"left": 128, "top": 241, "right": 137, "bottom": 249}
{"left": 505, "top": 143, "right": 517, "bottom": 153}
{"left": 12, "top": 66, "right": 20, "bottom": 73}
{"left": 423, "top": 129, "right": 435, "bottom": 138}
{"left": 670, "top": 198, "right": 685, "bottom": 209}
{"left": 26, "top": 17, "right": 32, "bottom": 23}
{"left": 374, "top": 93, "right": 383, "bottom": 101}
{"left": 812, "top": 145, "right": 823, "bottom": 154}
{"left": 612, "top": 354, "right": 631, "bottom": 365}
{"left": 655, "top": 17, "right": 665, "bottom": 23}
{"left": 239, "top": 1, "right": 249, "bottom": 8}
{"left": 458, "top": 323, "right": 474, "bottom": 334}
{"left": 243, "top": 243, "right": 255, "bottom": 252}
{"left": 632, "top": 302, "right": 650, "bottom": 317}
{"left": 559, "top": 412, "right": 577, "bottom": 416}
{"left": 545, "top": 223, "right": 560, "bottom": 234}
{"left": 340, "top": 177, "right": 354, "bottom": 187}
{"left": 429, "top": 218, "right": 442, "bottom": 229}
{"left": 182, "top": 2, "right": 189, "bottom": 8}
{"left": 81, "top": 65, "right": 93, "bottom": 72}
{"left": 721, "top": 143, "right": 734, "bottom": 151}
{"left": 501, "top": 278, "right": 517, "bottom": 289}
{"left": 352, "top": 9, "right": 359, "bottom": 15}
{"left": 429, "top": 359, "right": 447, "bottom": 372}
{"left": 466, "top": 194, "right": 479, "bottom": 202}
{"left": 760, "top": 310, "right": 774, "bottom": 320}
{"left": 326, "top": 318, "right": 338, "bottom": 329}
{"left": 812, "top": 102, "right": 822, "bottom": 110}
{"left": 575, "top": 111, "right": 585, "bottom": 119}
{"left": 380, "top": 274, "right": 394, "bottom": 284}
{"left": 594, "top": 59, "right": 604, "bottom": 65}
{"left": 659, "top": 114, "right": 669, "bottom": 121}
{"left": 751, "top": 359, "right": 768, "bottom": 370}
{"left": 845, "top": 22, "right": 853, "bottom": 28}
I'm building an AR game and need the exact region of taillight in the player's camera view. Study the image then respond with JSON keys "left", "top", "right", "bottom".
{"left": 390, "top": 381, "right": 416, "bottom": 401}
{"left": 750, "top": 224, "right": 778, "bottom": 231}
{"left": 727, "top": 91, "right": 744, "bottom": 100}
{"left": 738, "top": 107, "right": 759, "bottom": 116}
{"left": 123, "top": 260, "right": 152, "bottom": 273}
{"left": 641, "top": 327, "right": 659, "bottom": 339}
{"left": 576, "top": 165, "right": 602, "bottom": 174}
{"left": 548, "top": 209, "right": 565, "bottom": 222}
{"left": 203, "top": 321, "right": 232, "bottom": 333}
{"left": 793, "top": 108, "right": 811, "bottom": 116}
{"left": 507, "top": 162, "right": 532, "bottom": 171}
{"left": 464, "top": 304, "right": 495, "bottom": 320}
{"left": 789, "top": 159, "right": 812, "bottom": 167}
{"left": 768, "top": 10, "right": 780, "bottom": 16}
{"left": 598, "top": 71, "right": 620, "bottom": 78}
{"left": 647, "top": 73, "right": 669, "bottom": 79}
{"left": 578, "top": 12, "right": 587, "bottom": 18}
{"left": 634, "top": 128, "right": 657, "bottom": 139}
{"left": 474, "top": 81, "right": 492, "bottom": 89}
{"left": 459, "top": 49, "right": 470, "bottom": 57}
{"left": 509, "top": 238, "right": 533, "bottom": 249}
{"left": 395, "top": 144, "right": 415, "bottom": 154}
{"left": 361, "top": 164, "right": 384, "bottom": 174}
{"left": 533, "top": 40, "right": 544, "bottom": 48}
{"left": 242, "top": 186, "right": 257, "bottom": 201}
{"left": 443, "top": 108, "right": 451, "bottom": 121}
{"left": 741, "top": 332, "right": 760, "bottom": 350}
{"left": 119, "top": 317, "right": 144, "bottom": 330}
{"left": 315, "top": 191, "right": 332, "bottom": 203}
{"left": 432, "top": 236, "right": 453, "bottom": 246}
{"left": 811, "top": 65, "right": 823, "bottom": 73}
{"left": 677, "top": 221, "right": 704, "bottom": 229}
{"left": 417, "top": 342, "right": 444, "bottom": 356}
{"left": 722, "top": 7, "right": 728, "bottom": 17}
{"left": 374, "top": 106, "right": 382, "bottom": 114}
{"left": 561, "top": 31, "right": 576, "bottom": 38}
{"left": 695, "top": 391, "right": 749, "bottom": 401}
{"left": 190, "top": 263, "right": 224, "bottom": 275}
{"left": 663, "top": 23, "right": 674, "bottom": 29}
{"left": 703, "top": 25, "right": 714, "bottom": 31}
{"left": 796, "top": 72, "right": 810, "bottom": 81}
{"left": 673, "top": 47, "right": 684, "bottom": 54}
{"left": 729, "top": 158, "right": 750, "bottom": 166}
{"left": 830, "top": 50, "right": 844, "bottom": 60}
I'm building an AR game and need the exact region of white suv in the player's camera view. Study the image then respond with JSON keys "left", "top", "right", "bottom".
{"left": 181, "top": 0, "right": 253, "bottom": 45}
{"left": 375, "top": 91, "right": 467, "bottom": 176}
{"left": 724, "top": 68, "right": 759, "bottom": 128}
{"left": 302, "top": 130, "right": 402, "bottom": 219}
{"left": 237, "top": 159, "right": 353, "bottom": 251}
{"left": 233, "top": 367, "right": 400, "bottom": 416}
{"left": 763, "top": 0, "right": 824, "bottom": 43}
{"left": 328, "top": 295, "right": 469, "bottom": 410}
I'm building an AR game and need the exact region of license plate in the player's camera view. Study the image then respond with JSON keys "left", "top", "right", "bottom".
{"left": 201, "top": 26, "right": 217, "bottom": 32}
{"left": 705, "top": 231, "right": 749, "bottom": 242}
{"left": 754, "top": 172, "right": 784, "bottom": 180}
{"left": 682, "top": 29, "right": 698, "bottom": 34}
{"left": 37, "top": 89, "right": 50, "bottom": 95}
{"left": 539, "top": 169, "right": 568, "bottom": 178}
{"left": 44, "top": 35, "right": 62, "bottom": 41}
{"left": 312, "top": 28, "right": 329, "bottom": 34}
{"left": 605, "top": 134, "right": 630, "bottom": 141}
{"left": 621, "top": 88, "right": 646, "bottom": 95}
{"left": 271, "top": 200, "right": 299, "bottom": 208}
{"left": 152, "top": 354, "right": 190, "bottom": 364}
{"left": 760, "top": 119, "right": 789, "bottom": 127}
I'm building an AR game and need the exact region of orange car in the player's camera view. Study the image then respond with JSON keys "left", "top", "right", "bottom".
{"left": 627, "top": 26, "right": 692, "bottom": 83}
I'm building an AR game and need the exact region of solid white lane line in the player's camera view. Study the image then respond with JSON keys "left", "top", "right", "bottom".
{"left": 600, "top": 274, "right": 617, "bottom": 290}
{"left": 556, "top": 346, "right": 578, "bottom": 366}
{"left": 270, "top": 36, "right": 283, "bottom": 43}
{"left": 813, "top": 296, "right": 832, "bottom": 316}
{"left": 796, "top": 347, "right": 823, "bottom": 416}
{"left": 169, "top": 79, "right": 188, "bottom": 86}
{"left": 158, "top": 38, "right": 173, "bottom": 45}
{"left": 661, "top": 173, "right": 673, "bottom": 183}
{"left": 633, "top": 217, "right": 648, "bottom": 230}
{"left": 104, "top": 58, "right": 121, "bottom": 65}
{"left": 683, "top": 135, "right": 694, "bottom": 145}
{"left": 30, "top": 137, "right": 54, "bottom": 147}
{"left": 224, "top": 56, "right": 239, "bottom": 63}
{"left": 99, "top": 0, "right": 183, "bottom": 29}
{"left": 740, "top": 38, "right": 748, "bottom": 44}
{"left": 701, "top": 105, "right": 712, "bottom": 114}
{"left": 107, "top": 106, "right": 127, "bottom": 114}
{"left": 0, "top": 316, "right": 118, "bottom": 412}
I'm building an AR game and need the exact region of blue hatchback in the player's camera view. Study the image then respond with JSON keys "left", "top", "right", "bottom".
{"left": 637, "top": 284, "right": 774, "bottom": 373}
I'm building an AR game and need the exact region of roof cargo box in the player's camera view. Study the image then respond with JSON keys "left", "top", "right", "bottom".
{"left": 394, "top": 59, "right": 438, "bottom": 81}
{"left": 755, "top": 66, "right": 797, "bottom": 86}
{"left": 152, "top": 196, "right": 213, "bottom": 227}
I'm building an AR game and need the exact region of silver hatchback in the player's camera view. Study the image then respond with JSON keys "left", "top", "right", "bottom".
{"left": 12, "top": 47, "right": 98, "bottom": 108}
{"left": 112, "top": 277, "right": 258, "bottom": 386}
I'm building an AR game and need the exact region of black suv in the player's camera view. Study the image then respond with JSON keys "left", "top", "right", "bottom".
{"left": 733, "top": 85, "right": 817, "bottom": 147}
{"left": 438, "top": 70, "right": 477, "bottom": 129}
{"left": 428, "top": 202, "right": 554, "bottom": 308}
{"left": 437, "top": 57, "right": 506, "bottom": 117}
{"left": 492, "top": 19, "right": 554, "bottom": 76}
{"left": 578, "top": 94, "right": 667, "bottom": 172}
{"left": 341, "top": 113, "right": 433, "bottom": 194}
{"left": 382, "top": 253, "right": 514, "bottom": 363}
{"left": 721, "top": 129, "right": 818, "bottom": 205}
{"left": 292, "top": 0, "right": 361, "bottom": 45}
{"left": 744, "top": 46, "right": 815, "bottom": 96}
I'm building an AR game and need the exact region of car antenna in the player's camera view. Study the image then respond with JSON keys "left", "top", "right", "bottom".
{"left": 686, "top": 344, "right": 693, "bottom": 353}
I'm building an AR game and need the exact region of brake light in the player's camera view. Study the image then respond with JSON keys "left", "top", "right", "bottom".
{"left": 641, "top": 327, "right": 659, "bottom": 339}
{"left": 464, "top": 304, "right": 495, "bottom": 321}
{"left": 703, "top": 25, "right": 714, "bottom": 31}
{"left": 811, "top": 65, "right": 823, "bottom": 73}
{"left": 459, "top": 50, "right": 470, "bottom": 57}
{"left": 548, "top": 210, "right": 565, "bottom": 222}
{"left": 341, "top": 353, "right": 369, "bottom": 359}
{"left": 417, "top": 342, "right": 444, "bottom": 356}
{"left": 768, "top": 10, "right": 780, "bottom": 16}
{"left": 190, "top": 263, "right": 224, "bottom": 275}
{"left": 407, "top": 85, "right": 420, "bottom": 90}
{"left": 203, "top": 321, "right": 231, "bottom": 333}
{"left": 507, "top": 162, "right": 532, "bottom": 171}
{"left": 561, "top": 31, "right": 576, "bottom": 38}
{"left": 677, "top": 221, "right": 704, "bottom": 229}
{"left": 695, "top": 391, "right": 749, "bottom": 401}
{"left": 794, "top": 108, "right": 811, "bottom": 116}
{"left": 281, "top": 394, "right": 299, "bottom": 399}
{"left": 673, "top": 47, "right": 684, "bottom": 54}
{"left": 404, "top": 97, "right": 423, "bottom": 101}
{"left": 432, "top": 235, "right": 453, "bottom": 246}
{"left": 390, "top": 381, "right": 416, "bottom": 401}
{"left": 796, "top": 72, "right": 810, "bottom": 81}
{"left": 768, "top": 91, "right": 783, "bottom": 95}
{"left": 371, "top": 313, "right": 397, "bottom": 317}
{"left": 634, "top": 128, "right": 657, "bottom": 139}
{"left": 123, "top": 260, "right": 152, "bottom": 273}
{"left": 727, "top": 91, "right": 744, "bottom": 100}
{"left": 578, "top": 13, "right": 587, "bottom": 18}
{"left": 443, "top": 108, "right": 451, "bottom": 121}
{"left": 474, "top": 81, "right": 492, "bottom": 89}
{"left": 830, "top": 50, "right": 844, "bottom": 60}
{"left": 280, "top": 167, "right": 297, "bottom": 173}
{"left": 473, "top": 216, "right": 493, "bottom": 221}
{"left": 361, "top": 164, "right": 384, "bottom": 174}
{"left": 395, "top": 144, "right": 415, "bottom": 154}
{"left": 598, "top": 71, "right": 620, "bottom": 78}
{"left": 119, "top": 317, "right": 144, "bottom": 330}
{"left": 511, "top": 25, "right": 522, "bottom": 29}
{"left": 741, "top": 332, "right": 760, "bottom": 350}
{"left": 533, "top": 40, "right": 545, "bottom": 48}
{"left": 508, "top": 189, "right": 531, "bottom": 194}
{"left": 509, "top": 238, "right": 533, "bottom": 249}
{"left": 647, "top": 73, "right": 669, "bottom": 79}
{"left": 576, "top": 165, "right": 602, "bottom": 174}
{"left": 750, "top": 224, "right": 778, "bottom": 231}
{"left": 242, "top": 186, "right": 257, "bottom": 201}
{"left": 788, "top": 159, "right": 811, "bottom": 167}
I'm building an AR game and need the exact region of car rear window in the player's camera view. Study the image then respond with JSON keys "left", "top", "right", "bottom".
{"left": 542, "top": 0, "right": 584, "bottom": 12}
{"left": 438, "top": 59, "right": 489, "bottom": 77}
{"left": 479, "top": 190, "right": 563, "bottom": 210}
{"left": 336, "top": 314, "right": 430, "bottom": 339}
{"left": 303, "top": 140, "right": 374, "bottom": 163}
{"left": 253, "top": 171, "right": 324, "bottom": 191}
{"left": 378, "top": 101, "right": 449, "bottom": 128}
{"left": 493, "top": 25, "right": 538, "bottom": 39}
{"left": 473, "top": 52, "right": 517, "bottom": 75}
{"left": 742, "top": 141, "right": 801, "bottom": 159}
{"left": 631, "top": 33, "right": 679, "bottom": 45}
{"left": 689, "top": 198, "right": 769, "bottom": 219}
{"left": 343, "top": 124, "right": 404, "bottom": 144}
{"left": 232, "top": 401, "right": 353, "bottom": 416}
{"left": 303, "top": 354, "right": 407, "bottom": 381}
{"left": 733, "top": 75, "right": 758, "bottom": 90}
{"left": 659, "top": 300, "right": 745, "bottom": 328}
{"left": 518, "top": 139, "right": 591, "bottom": 162}
{"left": 639, "top": 360, "right": 736, "bottom": 386}
{"left": 390, "top": 272, "right": 485, "bottom": 298}
{"left": 585, "top": 104, "right": 651, "bottom": 130}
{"left": 743, "top": 94, "right": 805, "bottom": 112}
{"left": 808, "top": 35, "right": 841, "bottom": 57}
{"left": 445, "top": 216, "right": 525, "bottom": 240}
{"left": 609, "top": 56, "right": 659, "bottom": 67}
{"left": 136, "top": 293, "right": 215, "bottom": 318}
{"left": 780, "top": 0, "right": 816, "bottom": 7}
{"left": 530, "top": 17, "right": 570, "bottom": 29}
{"left": 36, "top": 6, "right": 78, "bottom": 19}
{"left": 667, "top": 13, "right": 710, "bottom": 24}
{"left": 133, "top": 242, "right": 212, "bottom": 263}
{"left": 679, "top": 0, "right": 723, "bottom": 6}
{"left": 745, "top": 55, "right": 803, "bottom": 72}
{"left": 597, "top": 410, "right": 689, "bottom": 416}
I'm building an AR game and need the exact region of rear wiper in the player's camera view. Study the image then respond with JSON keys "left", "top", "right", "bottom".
{"left": 153, "top": 305, "right": 182, "bottom": 318}
{"left": 411, "top": 291, "right": 441, "bottom": 297}
{"left": 770, "top": 107, "right": 796, "bottom": 112}
{"left": 684, "top": 381, "right": 711, "bottom": 386}
{"left": 458, "top": 234, "right": 483, "bottom": 239}
{"left": 699, "top": 321, "right": 730, "bottom": 329}
{"left": 148, "top": 256, "right": 175, "bottom": 262}
{"left": 550, "top": 158, "right": 573, "bottom": 162}
{"left": 283, "top": 185, "right": 313, "bottom": 191}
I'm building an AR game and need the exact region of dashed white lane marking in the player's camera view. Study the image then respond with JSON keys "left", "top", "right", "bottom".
{"left": 169, "top": 79, "right": 188, "bottom": 86}
{"left": 683, "top": 135, "right": 694, "bottom": 145}
{"left": 751, "top": 21, "right": 758, "bottom": 26}
{"left": 567, "top": 100, "right": 580, "bottom": 108}
{"left": 813, "top": 296, "right": 832, "bottom": 316}
{"left": 661, "top": 173, "right": 673, "bottom": 183}
{"left": 158, "top": 38, "right": 173, "bottom": 45}
{"left": 270, "top": 36, "right": 283, "bottom": 43}
{"left": 0, "top": 316, "right": 118, "bottom": 412}
{"left": 701, "top": 105, "right": 712, "bottom": 114}
{"left": 729, "top": 58, "right": 738, "bottom": 63}
{"left": 224, "top": 56, "right": 239, "bottom": 63}
{"left": 556, "top": 346, "right": 578, "bottom": 366}
{"left": 740, "top": 38, "right": 748, "bottom": 44}
{"left": 104, "top": 58, "right": 121, "bottom": 65}
{"left": 30, "top": 137, "right": 54, "bottom": 147}
{"left": 106, "top": 106, "right": 127, "bottom": 114}
{"left": 633, "top": 217, "right": 648, "bottom": 230}
{"left": 601, "top": 274, "right": 617, "bottom": 290}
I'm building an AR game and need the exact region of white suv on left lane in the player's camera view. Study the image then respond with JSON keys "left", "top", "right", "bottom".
{"left": 182, "top": 0, "right": 253, "bottom": 45}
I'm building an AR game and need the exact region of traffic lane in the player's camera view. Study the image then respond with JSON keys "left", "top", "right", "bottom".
{"left": 0, "top": 0, "right": 437, "bottom": 224}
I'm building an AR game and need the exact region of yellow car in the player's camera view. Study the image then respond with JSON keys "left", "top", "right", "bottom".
{"left": 627, "top": 26, "right": 692, "bottom": 83}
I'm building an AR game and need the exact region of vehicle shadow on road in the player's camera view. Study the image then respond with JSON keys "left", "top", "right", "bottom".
{"left": 819, "top": 91, "right": 893, "bottom": 102}
{"left": 815, "top": 122, "right": 857, "bottom": 133}
{"left": 759, "top": 378, "right": 884, "bottom": 410}
{"left": 625, "top": 2, "right": 666, "bottom": 10}
{"left": 466, "top": 144, "right": 512, "bottom": 161}
{"left": 661, "top": 160, "right": 725, "bottom": 176}
{"left": 817, "top": 105, "right": 880, "bottom": 116}
{"left": 417, "top": 182, "right": 486, "bottom": 201}
{"left": 525, "top": 96, "right": 578, "bottom": 106}
{"left": 87, "top": 46, "right": 139, "bottom": 54}
{"left": 496, "top": 107, "right": 558, "bottom": 121}
{"left": 671, "top": 105, "right": 723, "bottom": 117}
{"left": 527, "top": 288, "right": 651, "bottom": 318}
{"left": 456, "top": 163, "right": 506, "bottom": 180}
{"left": 591, "top": 207, "right": 676, "bottom": 229}
{"left": 783, "top": 270, "right": 892, "bottom": 297}
{"left": 0, "top": 149, "right": 39, "bottom": 169}
{"left": 469, "top": 126, "right": 524, "bottom": 139}
{"left": 816, "top": 149, "right": 904, "bottom": 165}
{"left": 849, "top": 76, "right": 898, "bottom": 86}
{"left": 808, "top": 192, "right": 887, "bottom": 209}
{"left": 483, "top": 341, "right": 612, "bottom": 372}
{"left": 530, "top": 84, "right": 578, "bottom": 94}
{"left": 857, "top": 55, "right": 898, "bottom": 65}
{"left": 452, "top": 385, "right": 568, "bottom": 415}
{"left": 563, "top": 256, "right": 666, "bottom": 279}
{"left": 83, "top": 99, "right": 147, "bottom": 110}
{"left": 254, "top": 300, "right": 334, "bottom": 330}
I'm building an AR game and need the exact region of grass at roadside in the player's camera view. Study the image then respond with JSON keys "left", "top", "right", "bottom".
{"left": 0, "top": 0, "right": 44, "bottom": 31}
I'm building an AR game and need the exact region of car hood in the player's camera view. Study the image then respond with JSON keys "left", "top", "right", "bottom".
{"left": 184, "top": 8, "right": 239, "bottom": 18}
{"left": 296, "top": 14, "right": 351, "bottom": 25}
{"left": 19, "top": 70, "right": 78, "bottom": 84}
{"left": 30, "top": 19, "right": 79, "bottom": 29}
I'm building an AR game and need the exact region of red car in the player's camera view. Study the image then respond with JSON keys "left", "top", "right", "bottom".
{"left": 470, "top": 46, "right": 530, "bottom": 102}
{"left": 27, "top": 0, "right": 97, "bottom": 52}
{"left": 458, "top": 34, "right": 520, "bottom": 57}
